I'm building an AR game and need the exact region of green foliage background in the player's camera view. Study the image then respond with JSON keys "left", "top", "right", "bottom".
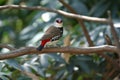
{"left": 0, "top": 0, "right": 120, "bottom": 80}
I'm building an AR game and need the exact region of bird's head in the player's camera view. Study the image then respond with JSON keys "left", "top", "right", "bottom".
{"left": 54, "top": 18, "right": 63, "bottom": 28}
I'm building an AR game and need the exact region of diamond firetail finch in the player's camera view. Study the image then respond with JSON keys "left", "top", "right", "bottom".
{"left": 36, "top": 18, "right": 63, "bottom": 51}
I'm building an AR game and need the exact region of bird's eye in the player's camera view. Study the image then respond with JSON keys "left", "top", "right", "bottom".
{"left": 56, "top": 20, "right": 59, "bottom": 23}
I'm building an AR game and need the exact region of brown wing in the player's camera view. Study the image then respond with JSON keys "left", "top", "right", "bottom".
{"left": 40, "top": 26, "right": 61, "bottom": 41}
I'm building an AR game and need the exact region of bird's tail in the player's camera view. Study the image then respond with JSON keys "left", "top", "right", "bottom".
{"left": 37, "top": 39, "right": 50, "bottom": 51}
{"left": 36, "top": 45, "right": 44, "bottom": 51}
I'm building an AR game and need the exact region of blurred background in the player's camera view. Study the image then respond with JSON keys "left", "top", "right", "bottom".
{"left": 0, "top": 0, "right": 120, "bottom": 80}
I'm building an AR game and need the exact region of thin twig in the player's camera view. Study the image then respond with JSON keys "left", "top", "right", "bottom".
{"left": 0, "top": 5, "right": 108, "bottom": 23}
{"left": 107, "top": 11, "right": 120, "bottom": 66}
{"left": 108, "top": 11, "right": 120, "bottom": 51}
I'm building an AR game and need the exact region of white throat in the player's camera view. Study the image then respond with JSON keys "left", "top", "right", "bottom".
{"left": 54, "top": 22, "right": 63, "bottom": 28}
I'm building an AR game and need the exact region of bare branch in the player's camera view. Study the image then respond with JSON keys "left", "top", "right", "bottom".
{"left": 108, "top": 11, "right": 120, "bottom": 51}
{"left": 0, "top": 45, "right": 117, "bottom": 60}
{"left": 108, "top": 11, "right": 120, "bottom": 66}
{"left": 107, "top": 11, "right": 120, "bottom": 66}
{"left": 0, "top": 5, "right": 108, "bottom": 23}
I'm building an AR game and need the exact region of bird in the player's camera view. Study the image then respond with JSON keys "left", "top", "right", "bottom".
{"left": 36, "top": 18, "right": 63, "bottom": 51}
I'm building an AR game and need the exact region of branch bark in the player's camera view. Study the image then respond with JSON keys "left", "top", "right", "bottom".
{"left": 0, "top": 45, "right": 117, "bottom": 60}
{"left": 0, "top": 5, "right": 108, "bottom": 23}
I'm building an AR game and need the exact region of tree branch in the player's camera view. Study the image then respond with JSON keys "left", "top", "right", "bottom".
{"left": 107, "top": 11, "right": 120, "bottom": 66}
{"left": 0, "top": 5, "right": 108, "bottom": 23}
{"left": 0, "top": 45, "right": 117, "bottom": 60}
{"left": 108, "top": 11, "right": 120, "bottom": 52}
